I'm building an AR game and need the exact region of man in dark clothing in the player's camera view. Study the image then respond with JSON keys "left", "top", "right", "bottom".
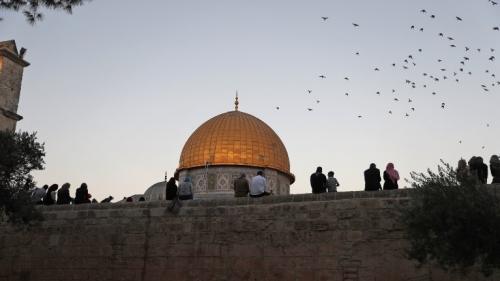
{"left": 477, "top": 157, "right": 488, "bottom": 184}
{"left": 310, "top": 166, "right": 327, "bottom": 194}
{"left": 364, "top": 163, "right": 382, "bottom": 191}
{"left": 165, "top": 177, "right": 178, "bottom": 200}
{"left": 233, "top": 173, "right": 250, "bottom": 197}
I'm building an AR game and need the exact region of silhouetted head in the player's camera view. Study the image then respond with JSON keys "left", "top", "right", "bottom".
{"left": 369, "top": 163, "right": 376, "bottom": 169}
{"left": 167, "top": 177, "right": 176, "bottom": 185}
{"left": 61, "top": 183, "right": 70, "bottom": 190}
{"left": 48, "top": 184, "right": 58, "bottom": 192}
{"left": 80, "top": 183, "right": 88, "bottom": 190}
{"left": 257, "top": 171, "right": 263, "bottom": 176}
{"left": 328, "top": 171, "right": 334, "bottom": 177}
{"left": 316, "top": 167, "right": 322, "bottom": 173}
{"left": 458, "top": 159, "right": 467, "bottom": 169}
{"left": 42, "top": 184, "right": 49, "bottom": 190}
{"left": 386, "top": 163, "right": 395, "bottom": 170}
{"left": 139, "top": 197, "right": 145, "bottom": 202}
{"left": 491, "top": 155, "right": 500, "bottom": 164}
{"left": 477, "top": 157, "right": 484, "bottom": 164}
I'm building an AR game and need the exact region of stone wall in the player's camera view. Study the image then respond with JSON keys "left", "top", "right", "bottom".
{"left": 0, "top": 190, "right": 497, "bottom": 281}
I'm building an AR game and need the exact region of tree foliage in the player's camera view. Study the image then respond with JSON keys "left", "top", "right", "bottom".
{"left": 401, "top": 160, "right": 500, "bottom": 276}
{"left": 0, "top": 0, "right": 91, "bottom": 24}
{"left": 0, "top": 130, "right": 45, "bottom": 224}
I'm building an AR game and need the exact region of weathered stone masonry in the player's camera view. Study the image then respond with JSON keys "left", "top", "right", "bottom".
{"left": 0, "top": 189, "right": 498, "bottom": 281}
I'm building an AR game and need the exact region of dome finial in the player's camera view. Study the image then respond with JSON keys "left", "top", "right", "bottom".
{"left": 234, "top": 91, "right": 239, "bottom": 111}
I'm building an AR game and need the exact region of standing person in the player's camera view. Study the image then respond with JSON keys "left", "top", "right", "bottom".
{"left": 43, "top": 184, "right": 58, "bottom": 205}
{"left": 476, "top": 157, "right": 488, "bottom": 184}
{"left": 233, "top": 173, "right": 250, "bottom": 197}
{"left": 250, "top": 171, "right": 270, "bottom": 198}
{"left": 364, "top": 163, "right": 382, "bottom": 191}
{"left": 456, "top": 159, "right": 470, "bottom": 184}
{"left": 310, "top": 167, "right": 327, "bottom": 194}
{"left": 490, "top": 155, "right": 500, "bottom": 184}
{"left": 74, "top": 183, "right": 91, "bottom": 204}
{"left": 31, "top": 184, "right": 48, "bottom": 204}
{"left": 56, "top": 183, "right": 73, "bottom": 205}
{"left": 325, "top": 171, "right": 339, "bottom": 192}
{"left": 178, "top": 177, "right": 193, "bottom": 200}
{"left": 383, "top": 163, "right": 400, "bottom": 190}
{"left": 469, "top": 156, "right": 479, "bottom": 182}
{"left": 165, "top": 177, "right": 178, "bottom": 200}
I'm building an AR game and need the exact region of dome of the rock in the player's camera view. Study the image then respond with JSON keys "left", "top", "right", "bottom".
{"left": 175, "top": 104, "right": 294, "bottom": 199}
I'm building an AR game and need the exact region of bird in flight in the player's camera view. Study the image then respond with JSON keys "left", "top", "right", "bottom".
{"left": 374, "top": 67, "right": 380, "bottom": 71}
{"left": 352, "top": 23, "right": 359, "bottom": 27}
{"left": 430, "top": 15, "right": 435, "bottom": 19}
{"left": 345, "top": 92, "right": 349, "bottom": 96}
{"left": 420, "top": 9, "right": 427, "bottom": 13}
{"left": 441, "top": 102, "right": 446, "bottom": 109}
{"left": 307, "top": 90, "right": 312, "bottom": 94}
{"left": 494, "top": 27, "right": 499, "bottom": 31}
{"left": 319, "top": 75, "right": 326, "bottom": 79}
{"left": 388, "top": 110, "right": 392, "bottom": 114}
{"left": 276, "top": 106, "right": 280, "bottom": 110}
{"left": 316, "top": 100, "right": 320, "bottom": 104}
{"left": 357, "top": 115, "right": 362, "bottom": 118}
{"left": 456, "top": 16, "right": 463, "bottom": 21}
{"left": 321, "top": 17, "right": 328, "bottom": 21}
{"left": 344, "top": 77, "right": 350, "bottom": 80}
{"left": 307, "top": 108, "right": 313, "bottom": 111}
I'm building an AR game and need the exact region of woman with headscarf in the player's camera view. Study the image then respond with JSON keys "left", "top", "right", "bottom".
{"left": 43, "top": 184, "right": 58, "bottom": 205}
{"left": 74, "top": 183, "right": 91, "bottom": 204}
{"left": 177, "top": 177, "right": 193, "bottom": 200}
{"left": 383, "top": 163, "right": 400, "bottom": 190}
{"left": 56, "top": 183, "right": 73, "bottom": 204}
{"left": 490, "top": 155, "right": 500, "bottom": 184}
{"left": 165, "top": 177, "right": 178, "bottom": 200}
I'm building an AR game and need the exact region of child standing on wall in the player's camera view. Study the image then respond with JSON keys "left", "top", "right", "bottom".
{"left": 326, "top": 171, "right": 339, "bottom": 192}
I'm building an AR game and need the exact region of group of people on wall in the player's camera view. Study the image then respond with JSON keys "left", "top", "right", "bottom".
{"left": 309, "top": 163, "right": 399, "bottom": 193}
{"left": 165, "top": 171, "right": 272, "bottom": 200}
{"left": 457, "top": 155, "right": 500, "bottom": 184}
{"left": 30, "top": 183, "right": 94, "bottom": 205}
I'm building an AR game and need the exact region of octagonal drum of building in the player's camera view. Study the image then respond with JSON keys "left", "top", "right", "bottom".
{"left": 176, "top": 109, "right": 294, "bottom": 199}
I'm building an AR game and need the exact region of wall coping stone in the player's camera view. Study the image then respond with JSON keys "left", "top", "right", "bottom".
{"left": 36, "top": 184, "right": 500, "bottom": 212}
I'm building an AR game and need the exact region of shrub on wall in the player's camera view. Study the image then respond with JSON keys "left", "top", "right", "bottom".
{"left": 401, "top": 160, "right": 500, "bottom": 277}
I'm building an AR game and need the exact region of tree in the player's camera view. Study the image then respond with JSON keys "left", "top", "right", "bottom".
{"left": 0, "top": 0, "right": 91, "bottom": 24}
{"left": 0, "top": 130, "right": 45, "bottom": 224}
{"left": 401, "top": 160, "right": 500, "bottom": 276}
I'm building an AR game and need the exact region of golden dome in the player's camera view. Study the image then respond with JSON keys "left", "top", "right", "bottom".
{"left": 177, "top": 110, "right": 294, "bottom": 182}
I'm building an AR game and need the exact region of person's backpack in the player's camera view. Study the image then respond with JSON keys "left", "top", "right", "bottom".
{"left": 178, "top": 182, "right": 192, "bottom": 196}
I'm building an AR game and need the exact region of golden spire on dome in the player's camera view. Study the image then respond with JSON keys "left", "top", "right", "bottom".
{"left": 234, "top": 91, "right": 239, "bottom": 111}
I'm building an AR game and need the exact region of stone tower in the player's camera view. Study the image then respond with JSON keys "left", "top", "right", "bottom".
{"left": 0, "top": 40, "right": 30, "bottom": 131}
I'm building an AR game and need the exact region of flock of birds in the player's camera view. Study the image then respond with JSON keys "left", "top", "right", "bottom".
{"left": 271, "top": 2, "right": 499, "bottom": 151}
{"left": 271, "top": 2, "right": 498, "bottom": 149}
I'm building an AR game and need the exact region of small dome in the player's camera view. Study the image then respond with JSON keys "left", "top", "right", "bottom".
{"left": 177, "top": 110, "right": 294, "bottom": 182}
{"left": 144, "top": 181, "right": 166, "bottom": 201}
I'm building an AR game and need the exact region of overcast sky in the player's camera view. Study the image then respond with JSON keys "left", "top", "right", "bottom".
{"left": 1, "top": 0, "right": 499, "bottom": 201}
